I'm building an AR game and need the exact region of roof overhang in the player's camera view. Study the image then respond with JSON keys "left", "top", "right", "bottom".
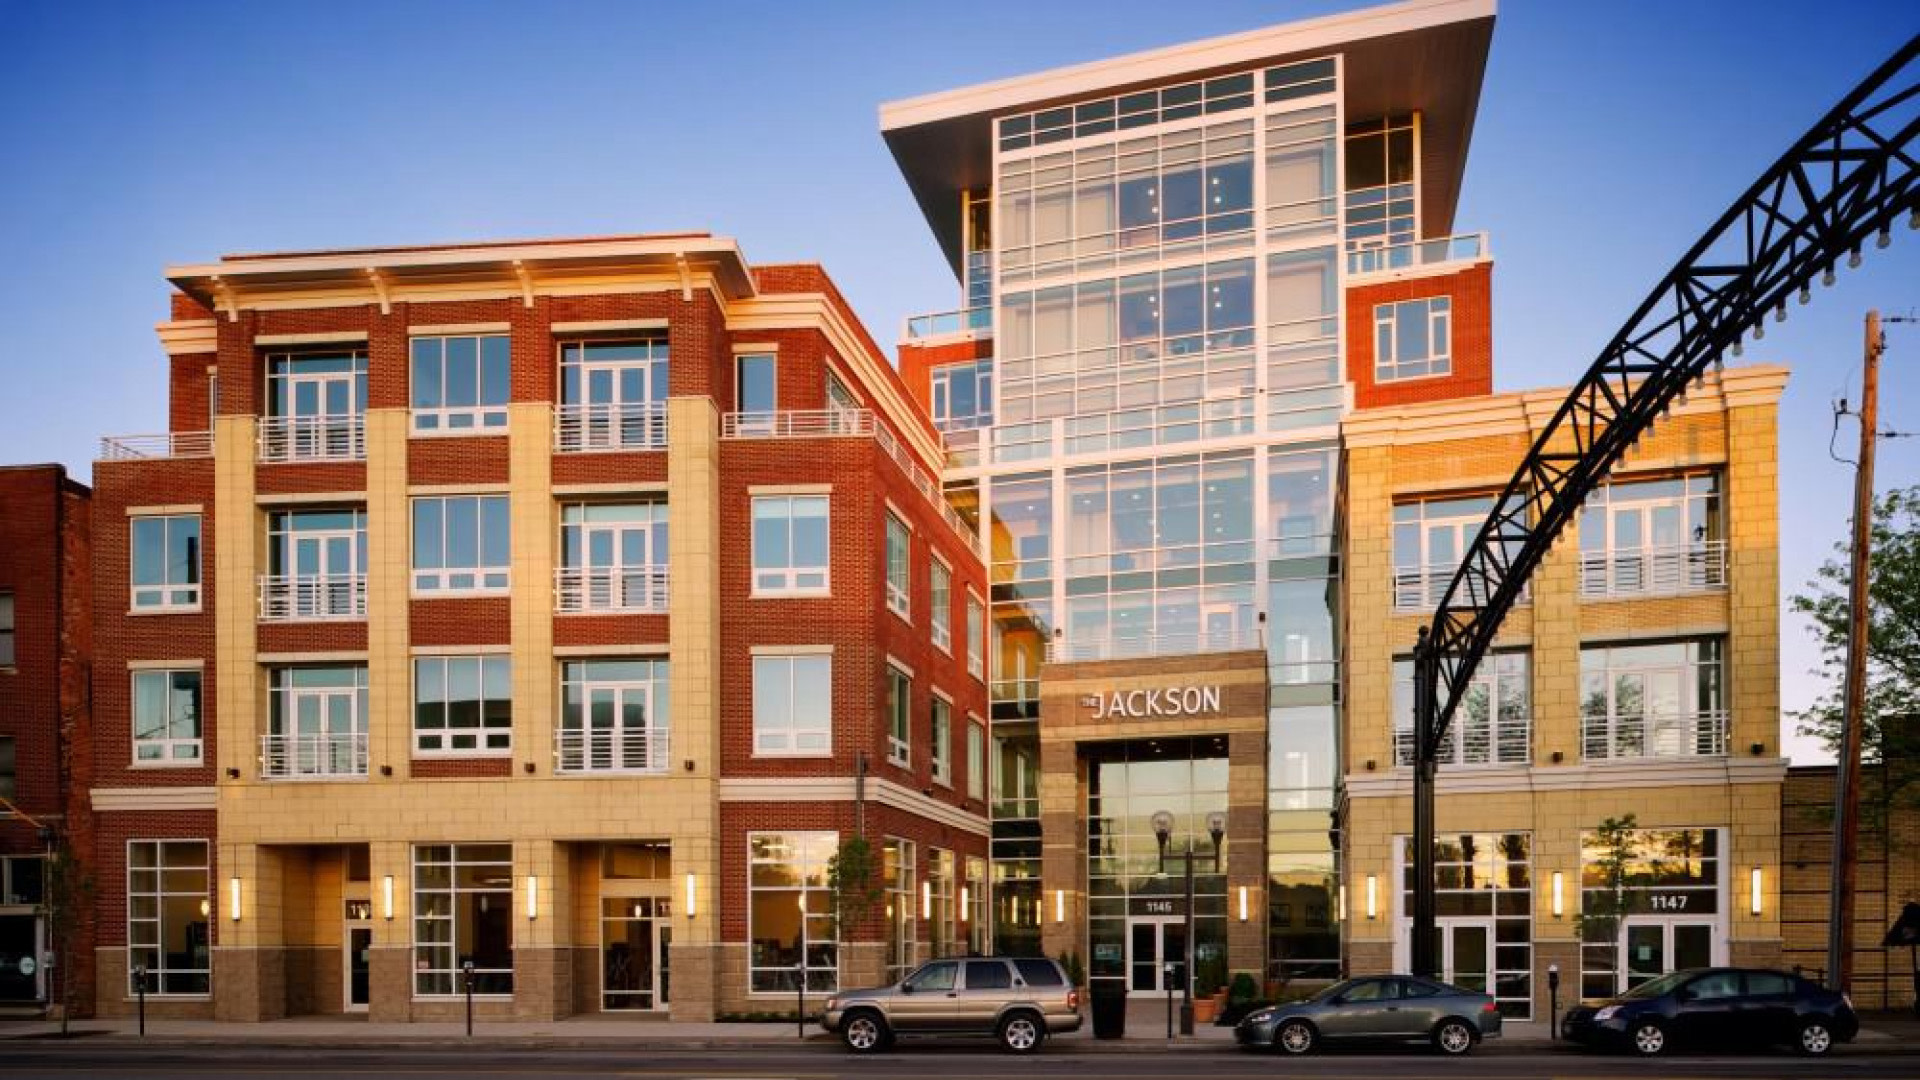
{"left": 167, "top": 233, "right": 760, "bottom": 313}
{"left": 881, "top": 0, "right": 1496, "bottom": 275}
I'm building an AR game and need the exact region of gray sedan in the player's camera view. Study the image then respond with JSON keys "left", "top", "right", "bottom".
{"left": 1235, "top": 975, "right": 1503, "bottom": 1055}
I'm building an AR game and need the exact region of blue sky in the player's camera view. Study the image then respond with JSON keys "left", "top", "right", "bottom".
{"left": 1, "top": 1, "right": 1914, "bottom": 760}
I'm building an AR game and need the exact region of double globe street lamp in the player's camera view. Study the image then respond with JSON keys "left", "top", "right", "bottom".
{"left": 1150, "top": 808, "right": 1226, "bottom": 1036}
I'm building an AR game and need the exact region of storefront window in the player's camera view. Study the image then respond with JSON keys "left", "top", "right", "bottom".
{"left": 1398, "top": 834, "right": 1533, "bottom": 1018}
{"left": 412, "top": 843, "right": 513, "bottom": 996}
{"left": 884, "top": 838, "right": 917, "bottom": 983}
{"left": 127, "top": 840, "right": 210, "bottom": 995}
{"left": 1579, "top": 827, "right": 1721, "bottom": 999}
{"left": 748, "top": 832, "right": 838, "bottom": 993}
{"left": 928, "top": 849, "right": 958, "bottom": 959}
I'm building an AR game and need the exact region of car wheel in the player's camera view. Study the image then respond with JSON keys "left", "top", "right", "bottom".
{"left": 841, "top": 1010, "right": 887, "bottom": 1054}
{"left": 1432, "top": 1019, "right": 1476, "bottom": 1056}
{"left": 998, "top": 1011, "right": 1045, "bottom": 1054}
{"left": 1796, "top": 1020, "right": 1834, "bottom": 1056}
{"left": 1276, "top": 1019, "right": 1317, "bottom": 1054}
{"left": 1630, "top": 1020, "right": 1667, "bottom": 1056}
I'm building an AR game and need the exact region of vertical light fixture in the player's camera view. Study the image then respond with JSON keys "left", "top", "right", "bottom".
{"left": 921, "top": 881, "right": 932, "bottom": 919}
{"left": 381, "top": 875, "right": 395, "bottom": 921}
{"left": 1750, "top": 866, "right": 1764, "bottom": 915}
{"left": 960, "top": 886, "right": 970, "bottom": 920}
{"left": 1551, "top": 871, "right": 1565, "bottom": 918}
{"left": 526, "top": 874, "right": 538, "bottom": 920}
{"left": 1237, "top": 885, "right": 1249, "bottom": 922}
{"left": 1365, "top": 874, "right": 1378, "bottom": 920}
{"left": 228, "top": 876, "right": 242, "bottom": 922}
{"left": 685, "top": 872, "right": 698, "bottom": 919}
{"left": 1054, "top": 888, "right": 1066, "bottom": 924}
{"left": 1337, "top": 883, "right": 1347, "bottom": 922}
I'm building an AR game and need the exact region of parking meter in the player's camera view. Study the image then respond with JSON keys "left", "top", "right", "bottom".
{"left": 462, "top": 960, "right": 476, "bottom": 1036}
{"left": 1548, "top": 963, "right": 1561, "bottom": 1039}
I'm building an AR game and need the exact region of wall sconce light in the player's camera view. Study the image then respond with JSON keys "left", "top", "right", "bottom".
{"left": 1750, "top": 866, "right": 1764, "bottom": 915}
{"left": 1237, "top": 885, "right": 1249, "bottom": 922}
{"left": 382, "top": 875, "right": 395, "bottom": 921}
{"left": 960, "top": 886, "right": 970, "bottom": 919}
{"left": 1365, "top": 875, "right": 1378, "bottom": 920}
{"left": 229, "top": 876, "right": 242, "bottom": 922}
{"left": 1551, "top": 872, "right": 1565, "bottom": 918}
{"left": 526, "top": 875, "right": 538, "bottom": 921}
{"left": 1550, "top": 750, "right": 1564, "bottom": 764}
{"left": 1337, "top": 884, "right": 1347, "bottom": 922}
{"left": 1750, "top": 742, "right": 1765, "bottom": 757}
{"left": 226, "top": 767, "right": 240, "bottom": 780}
{"left": 1364, "top": 759, "right": 1376, "bottom": 772}
{"left": 921, "top": 881, "right": 932, "bottom": 919}
{"left": 685, "top": 872, "right": 698, "bottom": 919}
{"left": 1054, "top": 888, "right": 1066, "bottom": 924}
{"left": 379, "top": 764, "right": 393, "bottom": 777}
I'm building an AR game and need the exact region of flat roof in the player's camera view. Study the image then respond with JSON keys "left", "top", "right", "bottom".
{"left": 881, "top": 0, "right": 1496, "bottom": 274}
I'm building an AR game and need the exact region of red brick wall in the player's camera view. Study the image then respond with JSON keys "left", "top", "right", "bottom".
{"left": 897, "top": 337, "right": 992, "bottom": 418}
{"left": 1348, "top": 262, "right": 1494, "bottom": 409}
{"left": 0, "top": 467, "right": 77, "bottom": 823}
{"left": 89, "top": 810, "right": 218, "bottom": 949}
{"left": 407, "top": 436, "right": 509, "bottom": 487}
{"left": 169, "top": 354, "right": 217, "bottom": 435}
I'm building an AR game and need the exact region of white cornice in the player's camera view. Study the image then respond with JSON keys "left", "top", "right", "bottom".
{"left": 156, "top": 319, "right": 217, "bottom": 356}
{"left": 718, "top": 777, "right": 988, "bottom": 837}
{"left": 1343, "top": 755, "right": 1789, "bottom": 797}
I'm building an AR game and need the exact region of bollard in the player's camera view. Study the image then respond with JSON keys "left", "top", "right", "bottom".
{"left": 1547, "top": 964, "right": 1560, "bottom": 1041}
{"left": 463, "top": 960, "right": 475, "bottom": 1038}
{"left": 796, "top": 963, "right": 806, "bottom": 1040}
{"left": 133, "top": 964, "right": 147, "bottom": 1037}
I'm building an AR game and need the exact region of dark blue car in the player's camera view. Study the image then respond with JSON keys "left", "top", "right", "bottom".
{"left": 1561, "top": 968, "right": 1857, "bottom": 1056}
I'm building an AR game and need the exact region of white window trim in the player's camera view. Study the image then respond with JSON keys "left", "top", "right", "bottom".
{"left": 129, "top": 513, "right": 203, "bottom": 614}
{"left": 751, "top": 651, "right": 834, "bottom": 758}
{"left": 1373, "top": 296, "right": 1453, "bottom": 382}
{"left": 735, "top": 351, "right": 778, "bottom": 414}
{"left": 411, "top": 655, "right": 514, "bottom": 758}
{"left": 129, "top": 668, "right": 203, "bottom": 768}
{"left": 886, "top": 662, "right": 912, "bottom": 767}
{"left": 751, "top": 494, "right": 832, "bottom": 598}
{"left": 884, "top": 511, "right": 912, "bottom": 622}
{"left": 965, "top": 716, "right": 987, "bottom": 802}
{"left": 930, "top": 691, "right": 953, "bottom": 787}
{"left": 411, "top": 844, "right": 514, "bottom": 999}
{"left": 929, "top": 555, "right": 953, "bottom": 655}
{"left": 410, "top": 495, "right": 511, "bottom": 597}
{"left": 965, "top": 590, "right": 986, "bottom": 682}
{"left": 746, "top": 831, "right": 839, "bottom": 996}
{"left": 125, "top": 838, "right": 211, "bottom": 999}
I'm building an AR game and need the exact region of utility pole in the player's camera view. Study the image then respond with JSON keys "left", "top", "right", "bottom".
{"left": 1826, "top": 309, "right": 1881, "bottom": 993}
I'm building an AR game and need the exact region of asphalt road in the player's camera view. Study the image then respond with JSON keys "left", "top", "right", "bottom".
{"left": 3, "top": 1043, "right": 1919, "bottom": 1080}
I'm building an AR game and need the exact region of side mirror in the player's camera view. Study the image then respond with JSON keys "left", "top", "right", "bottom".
{"left": 1327, "top": 994, "right": 1346, "bottom": 1006}
{"left": 901, "top": 984, "right": 914, "bottom": 995}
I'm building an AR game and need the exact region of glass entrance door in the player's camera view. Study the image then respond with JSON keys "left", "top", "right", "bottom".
{"left": 1442, "top": 922, "right": 1490, "bottom": 994}
{"left": 602, "top": 897, "right": 669, "bottom": 1010}
{"left": 344, "top": 923, "right": 372, "bottom": 1011}
{"left": 583, "top": 519, "right": 665, "bottom": 611}
{"left": 1621, "top": 919, "right": 1717, "bottom": 993}
{"left": 0, "top": 915, "right": 42, "bottom": 1003}
{"left": 1127, "top": 918, "right": 1187, "bottom": 995}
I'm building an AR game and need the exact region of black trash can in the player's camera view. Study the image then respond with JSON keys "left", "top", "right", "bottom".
{"left": 1091, "top": 978, "right": 1127, "bottom": 1039}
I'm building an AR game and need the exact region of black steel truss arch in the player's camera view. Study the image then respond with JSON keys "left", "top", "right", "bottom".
{"left": 1408, "top": 35, "right": 1920, "bottom": 978}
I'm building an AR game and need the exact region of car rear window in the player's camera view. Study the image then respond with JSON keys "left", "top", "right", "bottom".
{"left": 966, "top": 961, "right": 1012, "bottom": 989}
{"left": 1014, "top": 959, "right": 1064, "bottom": 987}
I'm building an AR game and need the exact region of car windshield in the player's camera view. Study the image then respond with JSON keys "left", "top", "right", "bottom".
{"left": 1622, "top": 971, "right": 1693, "bottom": 1000}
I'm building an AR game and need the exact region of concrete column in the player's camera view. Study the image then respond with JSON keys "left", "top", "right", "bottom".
{"left": 514, "top": 840, "right": 572, "bottom": 1019}
{"left": 1226, "top": 729, "right": 1268, "bottom": 982}
{"left": 365, "top": 408, "right": 412, "bottom": 778}
{"left": 507, "top": 402, "right": 555, "bottom": 777}
{"left": 213, "top": 844, "right": 288, "bottom": 1021}
{"left": 1037, "top": 739, "right": 1082, "bottom": 966}
{"left": 367, "top": 840, "right": 413, "bottom": 1022}
{"left": 212, "top": 414, "right": 258, "bottom": 780}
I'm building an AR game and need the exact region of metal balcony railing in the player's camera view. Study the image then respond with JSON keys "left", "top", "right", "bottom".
{"left": 904, "top": 306, "right": 993, "bottom": 341}
{"left": 1046, "top": 627, "right": 1265, "bottom": 664}
{"left": 720, "top": 409, "right": 873, "bottom": 439}
{"left": 258, "top": 574, "right": 368, "bottom": 621}
{"left": 1394, "top": 714, "right": 1531, "bottom": 767}
{"left": 554, "top": 566, "right": 669, "bottom": 614}
{"left": 258, "top": 414, "right": 366, "bottom": 463}
{"left": 260, "top": 732, "right": 369, "bottom": 780}
{"left": 553, "top": 402, "right": 667, "bottom": 453}
{"left": 1346, "top": 232, "right": 1488, "bottom": 277}
{"left": 1582, "top": 710, "right": 1730, "bottom": 760}
{"left": 1580, "top": 541, "right": 1729, "bottom": 597}
{"left": 98, "top": 431, "right": 214, "bottom": 461}
{"left": 554, "top": 727, "right": 670, "bottom": 774}
{"left": 1393, "top": 564, "right": 1526, "bottom": 612}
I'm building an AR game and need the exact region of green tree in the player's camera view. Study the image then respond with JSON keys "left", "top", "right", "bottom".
{"left": 1575, "top": 814, "right": 1641, "bottom": 995}
{"left": 41, "top": 833, "right": 94, "bottom": 1036}
{"left": 1792, "top": 485, "right": 1920, "bottom": 815}
{"left": 825, "top": 835, "right": 886, "bottom": 942}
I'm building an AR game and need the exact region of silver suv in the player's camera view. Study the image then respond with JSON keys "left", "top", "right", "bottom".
{"left": 821, "top": 956, "right": 1082, "bottom": 1053}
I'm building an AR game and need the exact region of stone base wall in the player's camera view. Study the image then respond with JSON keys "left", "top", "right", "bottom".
{"left": 512, "top": 946, "right": 571, "bottom": 1021}
{"left": 213, "top": 948, "right": 287, "bottom": 1022}
{"left": 89, "top": 947, "right": 216, "bottom": 1021}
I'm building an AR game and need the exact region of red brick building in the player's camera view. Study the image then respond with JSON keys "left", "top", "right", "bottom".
{"left": 0, "top": 464, "right": 92, "bottom": 1016}
{"left": 87, "top": 234, "right": 988, "bottom": 1021}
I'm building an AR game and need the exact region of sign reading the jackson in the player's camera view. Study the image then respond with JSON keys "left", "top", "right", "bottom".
{"left": 1083, "top": 685, "right": 1223, "bottom": 720}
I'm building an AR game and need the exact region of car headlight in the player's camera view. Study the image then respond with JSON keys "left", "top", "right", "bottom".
{"left": 1247, "top": 1008, "right": 1275, "bottom": 1024}
{"left": 1594, "top": 1006, "right": 1620, "bottom": 1021}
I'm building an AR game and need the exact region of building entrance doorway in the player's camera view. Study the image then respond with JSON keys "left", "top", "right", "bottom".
{"left": 344, "top": 922, "right": 372, "bottom": 1011}
{"left": 1127, "top": 916, "right": 1187, "bottom": 996}
{"left": 601, "top": 896, "right": 671, "bottom": 1010}
{"left": 0, "top": 914, "right": 43, "bottom": 1003}
{"left": 1619, "top": 918, "right": 1715, "bottom": 994}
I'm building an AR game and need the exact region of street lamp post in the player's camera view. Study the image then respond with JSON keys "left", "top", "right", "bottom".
{"left": 1152, "top": 809, "right": 1225, "bottom": 1037}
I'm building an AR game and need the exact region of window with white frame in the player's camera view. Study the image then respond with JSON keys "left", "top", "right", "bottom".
{"left": 885, "top": 513, "right": 911, "bottom": 618}
{"left": 966, "top": 594, "right": 984, "bottom": 680}
{"left": 929, "top": 559, "right": 952, "bottom": 652}
{"left": 1580, "top": 637, "right": 1727, "bottom": 759}
{"left": 0, "top": 592, "right": 12, "bottom": 666}
{"left": 737, "top": 353, "right": 777, "bottom": 413}
{"left": 412, "top": 496, "right": 510, "bottom": 594}
{"left": 413, "top": 843, "right": 513, "bottom": 996}
{"left": 930, "top": 360, "right": 993, "bottom": 432}
{"left": 752, "top": 652, "right": 832, "bottom": 756}
{"left": 966, "top": 720, "right": 986, "bottom": 801}
{"left": 751, "top": 495, "right": 829, "bottom": 595}
{"left": 884, "top": 837, "right": 917, "bottom": 983}
{"left": 886, "top": 665, "right": 911, "bottom": 766}
{"left": 931, "top": 694, "right": 952, "bottom": 785}
{"left": 127, "top": 839, "right": 210, "bottom": 995}
{"left": 1374, "top": 297, "right": 1451, "bottom": 380}
{"left": 410, "top": 334, "right": 509, "bottom": 434}
{"left": 130, "top": 515, "right": 201, "bottom": 610}
{"left": 264, "top": 666, "right": 369, "bottom": 778}
{"left": 748, "top": 832, "right": 838, "bottom": 993}
{"left": 133, "top": 669, "right": 202, "bottom": 764}
{"left": 558, "top": 659, "right": 670, "bottom": 773}
{"left": 1391, "top": 651, "right": 1530, "bottom": 766}
{"left": 1392, "top": 495, "right": 1500, "bottom": 609}
{"left": 927, "top": 848, "right": 957, "bottom": 958}
{"left": 413, "top": 655, "right": 511, "bottom": 755}
{"left": 559, "top": 502, "right": 668, "bottom": 613}
{"left": 965, "top": 855, "right": 988, "bottom": 954}
{"left": 1579, "top": 473, "right": 1726, "bottom": 595}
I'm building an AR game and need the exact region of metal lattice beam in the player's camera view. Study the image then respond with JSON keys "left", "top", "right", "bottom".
{"left": 1408, "top": 35, "right": 1920, "bottom": 979}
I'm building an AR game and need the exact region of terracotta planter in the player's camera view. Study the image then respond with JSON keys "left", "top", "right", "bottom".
{"left": 1193, "top": 995, "right": 1220, "bottom": 1023}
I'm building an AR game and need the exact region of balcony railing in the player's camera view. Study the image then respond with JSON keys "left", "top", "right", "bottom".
{"left": 98, "top": 431, "right": 213, "bottom": 461}
{"left": 554, "top": 727, "right": 670, "bottom": 774}
{"left": 258, "top": 414, "right": 366, "bottom": 463}
{"left": 1394, "top": 715, "right": 1531, "bottom": 768}
{"left": 871, "top": 417, "right": 979, "bottom": 550}
{"left": 258, "top": 574, "right": 368, "bottom": 621}
{"left": 554, "top": 402, "right": 667, "bottom": 453}
{"left": 260, "top": 732, "right": 369, "bottom": 780}
{"left": 554, "top": 566, "right": 669, "bottom": 614}
{"left": 1393, "top": 564, "right": 1526, "bottom": 611}
{"left": 1346, "top": 232, "right": 1488, "bottom": 277}
{"left": 720, "top": 409, "right": 873, "bottom": 439}
{"left": 1581, "top": 541, "right": 1728, "bottom": 597}
{"left": 904, "top": 306, "right": 993, "bottom": 341}
{"left": 1047, "top": 627, "right": 1265, "bottom": 664}
{"left": 1583, "top": 710, "right": 1730, "bottom": 760}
